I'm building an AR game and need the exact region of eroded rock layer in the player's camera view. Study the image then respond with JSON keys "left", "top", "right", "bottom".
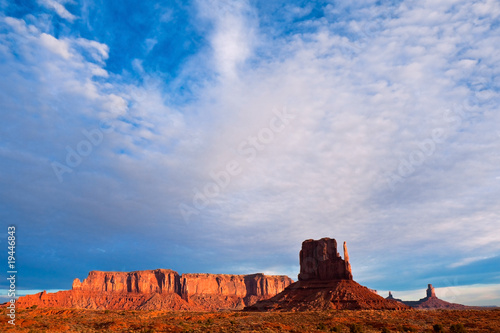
{"left": 72, "top": 269, "right": 179, "bottom": 294}
{"left": 16, "top": 270, "right": 293, "bottom": 311}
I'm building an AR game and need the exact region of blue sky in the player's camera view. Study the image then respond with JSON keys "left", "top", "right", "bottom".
{"left": 1, "top": 0, "right": 500, "bottom": 306}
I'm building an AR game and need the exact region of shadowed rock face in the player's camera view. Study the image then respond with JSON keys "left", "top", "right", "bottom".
{"left": 298, "top": 238, "right": 353, "bottom": 281}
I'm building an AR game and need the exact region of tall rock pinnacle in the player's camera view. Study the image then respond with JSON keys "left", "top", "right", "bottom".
{"left": 426, "top": 284, "right": 436, "bottom": 298}
{"left": 343, "top": 241, "right": 352, "bottom": 277}
{"left": 298, "top": 237, "right": 353, "bottom": 281}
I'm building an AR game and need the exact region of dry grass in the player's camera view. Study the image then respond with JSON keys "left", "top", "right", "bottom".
{"left": 1, "top": 307, "right": 499, "bottom": 332}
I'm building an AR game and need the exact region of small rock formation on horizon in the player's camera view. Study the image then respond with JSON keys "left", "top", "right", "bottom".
{"left": 387, "top": 291, "right": 404, "bottom": 303}
{"left": 15, "top": 269, "right": 292, "bottom": 311}
{"left": 246, "top": 237, "right": 410, "bottom": 311}
{"left": 387, "top": 284, "right": 470, "bottom": 309}
{"left": 426, "top": 284, "right": 436, "bottom": 298}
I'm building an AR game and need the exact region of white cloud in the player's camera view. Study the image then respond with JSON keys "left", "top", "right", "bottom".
{"left": 38, "top": 0, "right": 77, "bottom": 22}
{"left": 39, "top": 33, "right": 72, "bottom": 59}
{"left": 196, "top": 0, "right": 257, "bottom": 79}
{"left": 75, "top": 38, "right": 109, "bottom": 63}
{"left": 448, "top": 256, "right": 491, "bottom": 269}
{"left": 175, "top": 0, "right": 500, "bottom": 283}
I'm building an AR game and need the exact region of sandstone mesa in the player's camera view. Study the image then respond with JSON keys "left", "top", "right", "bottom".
{"left": 16, "top": 270, "right": 292, "bottom": 311}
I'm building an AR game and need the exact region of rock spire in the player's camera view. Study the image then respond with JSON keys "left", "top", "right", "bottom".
{"left": 343, "top": 241, "right": 352, "bottom": 278}
{"left": 426, "top": 284, "right": 436, "bottom": 298}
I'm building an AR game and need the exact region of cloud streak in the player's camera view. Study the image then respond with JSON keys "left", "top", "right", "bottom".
{"left": 38, "top": 0, "right": 76, "bottom": 22}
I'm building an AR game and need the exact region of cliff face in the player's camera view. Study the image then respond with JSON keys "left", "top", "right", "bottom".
{"left": 72, "top": 269, "right": 180, "bottom": 294}
{"left": 16, "top": 269, "right": 293, "bottom": 311}
{"left": 180, "top": 274, "right": 247, "bottom": 298}
{"left": 180, "top": 273, "right": 292, "bottom": 299}
{"left": 178, "top": 273, "right": 293, "bottom": 310}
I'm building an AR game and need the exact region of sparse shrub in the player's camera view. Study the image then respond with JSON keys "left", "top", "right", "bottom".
{"left": 433, "top": 324, "right": 444, "bottom": 333}
{"left": 349, "top": 323, "right": 364, "bottom": 333}
{"left": 139, "top": 329, "right": 155, "bottom": 333}
{"left": 205, "top": 318, "right": 213, "bottom": 325}
{"left": 331, "top": 325, "right": 343, "bottom": 332}
{"left": 317, "top": 322, "right": 327, "bottom": 330}
{"left": 450, "top": 323, "right": 466, "bottom": 333}
{"left": 381, "top": 328, "right": 390, "bottom": 333}
{"left": 30, "top": 305, "right": 38, "bottom": 309}
{"left": 402, "top": 325, "right": 416, "bottom": 332}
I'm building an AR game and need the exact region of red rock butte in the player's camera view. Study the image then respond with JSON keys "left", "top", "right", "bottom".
{"left": 298, "top": 238, "right": 353, "bottom": 281}
{"left": 246, "top": 237, "right": 410, "bottom": 311}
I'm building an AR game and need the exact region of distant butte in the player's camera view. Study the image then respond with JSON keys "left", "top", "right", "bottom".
{"left": 245, "top": 237, "right": 410, "bottom": 311}
{"left": 389, "top": 284, "right": 472, "bottom": 309}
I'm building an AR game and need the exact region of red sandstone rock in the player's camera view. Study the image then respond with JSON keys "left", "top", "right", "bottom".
{"left": 14, "top": 270, "right": 292, "bottom": 311}
{"left": 426, "top": 284, "right": 436, "bottom": 298}
{"left": 246, "top": 280, "right": 410, "bottom": 311}
{"left": 344, "top": 241, "right": 353, "bottom": 277}
{"left": 298, "top": 238, "right": 353, "bottom": 281}
{"left": 15, "top": 289, "right": 195, "bottom": 311}
{"left": 246, "top": 237, "right": 410, "bottom": 311}
{"left": 72, "top": 269, "right": 179, "bottom": 294}
{"left": 180, "top": 273, "right": 293, "bottom": 310}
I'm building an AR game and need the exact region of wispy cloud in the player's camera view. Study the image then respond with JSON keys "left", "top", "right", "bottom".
{"left": 37, "top": 0, "right": 76, "bottom": 22}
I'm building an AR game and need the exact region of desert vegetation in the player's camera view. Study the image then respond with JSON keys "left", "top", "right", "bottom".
{"left": 1, "top": 308, "right": 499, "bottom": 332}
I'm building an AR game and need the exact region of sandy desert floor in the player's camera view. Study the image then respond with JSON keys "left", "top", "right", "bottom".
{"left": 1, "top": 307, "right": 499, "bottom": 332}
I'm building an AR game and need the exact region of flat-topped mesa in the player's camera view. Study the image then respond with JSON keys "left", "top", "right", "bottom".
{"left": 72, "top": 269, "right": 180, "bottom": 294}
{"left": 71, "top": 269, "right": 292, "bottom": 299}
{"left": 298, "top": 238, "right": 353, "bottom": 281}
